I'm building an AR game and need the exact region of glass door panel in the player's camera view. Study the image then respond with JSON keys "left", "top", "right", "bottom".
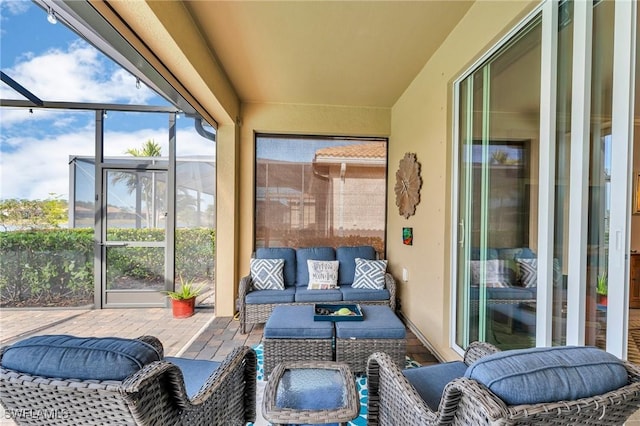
{"left": 586, "top": 0, "right": 615, "bottom": 348}
{"left": 456, "top": 16, "right": 542, "bottom": 350}
{"left": 552, "top": 0, "right": 574, "bottom": 346}
{"left": 102, "top": 169, "right": 168, "bottom": 306}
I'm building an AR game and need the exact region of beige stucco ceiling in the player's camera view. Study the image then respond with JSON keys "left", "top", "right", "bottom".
{"left": 184, "top": 1, "right": 474, "bottom": 108}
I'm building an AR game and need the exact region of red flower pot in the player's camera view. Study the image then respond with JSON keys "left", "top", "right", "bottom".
{"left": 172, "top": 297, "right": 196, "bottom": 318}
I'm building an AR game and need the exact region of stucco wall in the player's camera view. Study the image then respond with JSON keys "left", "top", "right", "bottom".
{"left": 388, "top": 0, "right": 538, "bottom": 360}
{"left": 238, "top": 103, "right": 391, "bottom": 279}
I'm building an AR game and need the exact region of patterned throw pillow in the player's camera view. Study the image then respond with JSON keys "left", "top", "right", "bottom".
{"left": 517, "top": 258, "right": 537, "bottom": 288}
{"left": 352, "top": 258, "right": 387, "bottom": 289}
{"left": 250, "top": 258, "right": 285, "bottom": 290}
{"left": 516, "top": 258, "right": 562, "bottom": 288}
{"left": 469, "top": 259, "right": 514, "bottom": 288}
{"left": 307, "top": 260, "right": 339, "bottom": 289}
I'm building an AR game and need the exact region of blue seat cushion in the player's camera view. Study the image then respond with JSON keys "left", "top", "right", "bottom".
{"left": 340, "top": 285, "right": 390, "bottom": 302}
{"left": 296, "top": 247, "right": 336, "bottom": 287}
{"left": 465, "top": 346, "right": 628, "bottom": 406}
{"left": 336, "top": 246, "right": 376, "bottom": 285}
{"left": 1, "top": 335, "right": 161, "bottom": 381}
{"left": 403, "top": 361, "right": 468, "bottom": 411}
{"left": 165, "top": 356, "right": 220, "bottom": 398}
{"left": 264, "top": 305, "right": 333, "bottom": 339}
{"left": 246, "top": 286, "right": 296, "bottom": 304}
{"left": 294, "top": 288, "right": 343, "bottom": 302}
{"left": 334, "top": 305, "right": 405, "bottom": 339}
{"left": 256, "top": 247, "right": 297, "bottom": 287}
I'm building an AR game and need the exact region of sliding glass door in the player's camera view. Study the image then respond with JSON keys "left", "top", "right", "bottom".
{"left": 454, "top": 0, "right": 636, "bottom": 356}
{"left": 456, "top": 17, "right": 542, "bottom": 349}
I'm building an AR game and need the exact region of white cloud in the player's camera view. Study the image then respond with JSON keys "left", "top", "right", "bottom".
{"left": 0, "top": 125, "right": 215, "bottom": 201}
{"left": 0, "top": 40, "right": 158, "bottom": 129}
{"left": 0, "top": 0, "right": 30, "bottom": 16}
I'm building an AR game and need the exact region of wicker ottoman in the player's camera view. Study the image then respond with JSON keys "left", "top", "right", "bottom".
{"left": 335, "top": 305, "right": 406, "bottom": 373}
{"left": 263, "top": 305, "right": 334, "bottom": 376}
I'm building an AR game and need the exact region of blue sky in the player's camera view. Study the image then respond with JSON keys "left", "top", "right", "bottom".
{"left": 0, "top": 0, "right": 214, "bottom": 201}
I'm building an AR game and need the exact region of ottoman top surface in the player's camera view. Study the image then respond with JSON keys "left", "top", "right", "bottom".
{"left": 265, "top": 305, "right": 333, "bottom": 339}
{"left": 335, "top": 305, "right": 405, "bottom": 339}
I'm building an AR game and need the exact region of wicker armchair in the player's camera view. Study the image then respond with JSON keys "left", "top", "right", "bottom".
{"left": 367, "top": 341, "right": 640, "bottom": 425}
{"left": 0, "top": 336, "right": 257, "bottom": 426}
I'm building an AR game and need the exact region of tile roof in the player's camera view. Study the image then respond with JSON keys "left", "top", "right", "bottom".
{"left": 315, "top": 142, "right": 386, "bottom": 159}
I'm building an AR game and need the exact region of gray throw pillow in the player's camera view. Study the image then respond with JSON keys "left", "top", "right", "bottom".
{"left": 250, "top": 258, "right": 285, "bottom": 290}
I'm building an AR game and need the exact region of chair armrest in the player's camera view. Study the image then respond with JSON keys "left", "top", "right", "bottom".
{"left": 136, "top": 335, "right": 164, "bottom": 358}
{"left": 385, "top": 273, "right": 397, "bottom": 311}
{"left": 185, "top": 346, "right": 257, "bottom": 424}
{"left": 123, "top": 347, "right": 257, "bottom": 424}
{"left": 463, "top": 341, "right": 500, "bottom": 366}
{"left": 367, "top": 351, "right": 437, "bottom": 426}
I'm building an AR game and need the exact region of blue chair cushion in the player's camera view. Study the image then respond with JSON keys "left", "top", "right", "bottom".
{"left": 256, "top": 247, "right": 297, "bottom": 287}
{"left": 340, "top": 285, "right": 390, "bottom": 302}
{"left": 336, "top": 246, "right": 376, "bottom": 285}
{"left": 245, "top": 287, "right": 296, "bottom": 304}
{"left": 334, "top": 305, "right": 405, "bottom": 339}
{"left": 465, "top": 346, "right": 628, "bottom": 406}
{"left": 165, "top": 356, "right": 220, "bottom": 398}
{"left": 294, "top": 288, "right": 343, "bottom": 302}
{"left": 403, "top": 361, "right": 468, "bottom": 411}
{"left": 264, "top": 305, "right": 333, "bottom": 339}
{"left": 1, "top": 335, "right": 161, "bottom": 381}
{"left": 295, "top": 247, "right": 336, "bottom": 287}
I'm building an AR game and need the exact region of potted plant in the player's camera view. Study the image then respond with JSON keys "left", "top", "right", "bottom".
{"left": 164, "top": 276, "right": 205, "bottom": 318}
{"left": 597, "top": 272, "right": 608, "bottom": 306}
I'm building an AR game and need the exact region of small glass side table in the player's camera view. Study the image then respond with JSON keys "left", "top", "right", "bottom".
{"left": 262, "top": 361, "right": 359, "bottom": 426}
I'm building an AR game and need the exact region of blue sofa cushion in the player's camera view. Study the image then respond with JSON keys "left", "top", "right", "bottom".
{"left": 1, "top": 335, "right": 161, "bottom": 381}
{"left": 296, "top": 247, "right": 335, "bottom": 287}
{"left": 497, "top": 247, "right": 536, "bottom": 260}
{"left": 256, "top": 247, "right": 297, "bottom": 287}
{"left": 165, "top": 357, "right": 220, "bottom": 398}
{"left": 264, "top": 305, "right": 333, "bottom": 339}
{"left": 336, "top": 246, "right": 376, "bottom": 285}
{"left": 245, "top": 287, "right": 296, "bottom": 304}
{"left": 294, "top": 288, "right": 343, "bottom": 302}
{"left": 403, "top": 361, "right": 468, "bottom": 411}
{"left": 465, "top": 346, "right": 628, "bottom": 406}
{"left": 334, "top": 305, "right": 405, "bottom": 339}
{"left": 340, "top": 285, "right": 390, "bottom": 302}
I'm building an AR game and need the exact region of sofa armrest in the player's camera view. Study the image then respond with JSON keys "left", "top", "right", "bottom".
{"left": 238, "top": 275, "right": 252, "bottom": 334}
{"left": 385, "top": 273, "right": 397, "bottom": 311}
{"left": 239, "top": 275, "right": 253, "bottom": 299}
{"left": 463, "top": 341, "right": 501, "bottom": 366}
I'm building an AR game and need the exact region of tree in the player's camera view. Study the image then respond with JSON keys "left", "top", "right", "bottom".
{"left": 110, "top": 140, "right": 165, "bottom": 228}
{"left": 0, "top": 195, "right": 68, "bottom": 231}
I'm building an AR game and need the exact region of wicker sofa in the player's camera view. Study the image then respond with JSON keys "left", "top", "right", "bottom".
{"left": 238, "top": 245, "right": 396, "bottom": 334}
{"left": 367, "top": 341, "right": 640, "bottom": 425}
{"left": 0, "top": 335, "right": 256, "bottom": 426}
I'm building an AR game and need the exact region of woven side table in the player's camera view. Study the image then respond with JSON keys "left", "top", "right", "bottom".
{"left": 335, "top": 305, "right": 406, "bottom": 373}
{"left": 262, "top": 361, "right": 359, "bottom": 426}
{"left": 263, "top": 305, "right": 334, "bottom": 376}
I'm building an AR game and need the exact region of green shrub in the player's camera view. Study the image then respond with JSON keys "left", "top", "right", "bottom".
{"left": 0, "top": 228, "right": 215, "bottom": 306}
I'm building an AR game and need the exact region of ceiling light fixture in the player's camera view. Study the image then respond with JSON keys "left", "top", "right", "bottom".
{"left": 47, "top": 8, "right": 57, "bottom": 25}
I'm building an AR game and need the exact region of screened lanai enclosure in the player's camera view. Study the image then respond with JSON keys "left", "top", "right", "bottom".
{"left": 0, "top": 1, "right": 216, "bottom": 309}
